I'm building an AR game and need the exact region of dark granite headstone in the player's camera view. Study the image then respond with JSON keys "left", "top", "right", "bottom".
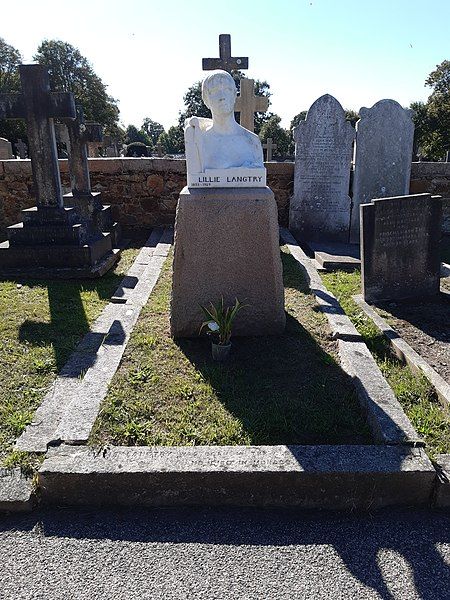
{"left": 361, "top": 193, "right": 442, "bottom": 303}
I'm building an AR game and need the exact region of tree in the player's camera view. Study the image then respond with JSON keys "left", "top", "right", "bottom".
{"left": 259, "top": 115, "right": 291, "bottom": 157}
{"left": 290, "top": 111, "right": 308, "bottom": 131}
{"left": 411, "top": 60, "right": 450, "bottom": 160}
{"left": 345, "top": 109, "right": 360, "bottom": 127}
{"left": 157, "top": 126, "right": 184, "bottom": 154}
{"left": 125, "top": 124, "right": 151, "bottom": 146}
{"left": 33, "top": 40, "right": 120, "bottom": 136}
{"left": 142, "top": 118, "right": 165, "bottom": 145}
{"left": 0, "top": 38, "right": 27, "bottom": 144}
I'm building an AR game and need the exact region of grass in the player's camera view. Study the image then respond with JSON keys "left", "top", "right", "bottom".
{"left": 90, "top": 247, "right": 372, "bottom": 447}
{"left": 321, "top": 270, "right": 450, "bottom": 458}
{"left": 0, "top": 243, "right": 141, "bottom": 469}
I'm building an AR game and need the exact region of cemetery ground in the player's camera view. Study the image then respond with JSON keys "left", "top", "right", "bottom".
{"left": 0, "top": 241, "right": 142, "bottom": 472}
{"left": 321, "top": 264, "right": 450, "bottom": 459}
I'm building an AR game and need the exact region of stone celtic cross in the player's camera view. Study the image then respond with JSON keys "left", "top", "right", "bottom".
{"left": 202, "top": 34, "right": 248, "bottom": 73}
{"left": 235, "top": 77, "right": 269, "bottom": 133}
{"left": 15, "top": 138, "right": 27, "bottom": 159}
{"left": 0, "top": 64, "right": 76, "bottom": 208}
{"left": 263, "top": 137, "right": 277, "bottom": 161}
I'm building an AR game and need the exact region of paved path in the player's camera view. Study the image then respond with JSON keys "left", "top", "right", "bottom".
{"left": 0, "top": 507, "right": 449, "bottom": 599}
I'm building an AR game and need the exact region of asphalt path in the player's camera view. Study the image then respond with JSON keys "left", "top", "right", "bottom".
{"left": 0, "top": 506, "right": 449, "bottom": 599}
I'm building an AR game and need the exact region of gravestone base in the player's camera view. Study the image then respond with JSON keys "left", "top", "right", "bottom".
{"left": 64, "top": 191, "right": 122, "bottom": 248}
{"left": 171, "top": 186, "right": 285, "bottom": 337}
{"left": 0, "top": 205, "right": 120, "bottom": 279}
{"left": 307, "top": 241, "right": 361, "bottom": 271}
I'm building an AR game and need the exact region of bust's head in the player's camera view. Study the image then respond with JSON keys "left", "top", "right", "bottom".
{"left": 202, "top": 70, "right": 237, "bottom": 116}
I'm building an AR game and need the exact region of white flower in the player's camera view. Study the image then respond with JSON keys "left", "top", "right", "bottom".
{"left": 207, "top": 321, "right": 220, "bottom": 332}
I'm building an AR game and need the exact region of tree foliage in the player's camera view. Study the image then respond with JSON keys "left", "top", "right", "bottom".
{"left": 259, "top": 114, "right": 291, "bottom": 157}
{"left": 0, "top": 37, "right": 27, "bottom": 143}
{"left": 33, "top": 40, "right": 120, "bottom": 136}
{"left": 125, "top": 124, "right": 151, "bottom": 146}
{"left": 412, "top": 60, "right": 450, "bottom": 160}
{"left": 142, "top": 118, "right": 165, "bottom": 144}
{"left": 157, "top": 126, "right": 184, "bottom": 154}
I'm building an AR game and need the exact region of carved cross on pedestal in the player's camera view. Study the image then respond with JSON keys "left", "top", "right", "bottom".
{"left": 0, "top": 64, "right": 75, "bottom": 208}
{"left": 15, "top": 138, "right": 27, "bottom": 159}
{"left": 263, "top": 137, "right": 277, "bottom": 162}
{"left": 202, "top": 34, "right": 248, "bottom": 73}
{"left": 63, "top": 105, "right": 103, "bottom": 195}
{"left": 234, "top": 77, "right": 269, "bottom": 133}
{"left": 156, "top": 142, "right": 164, "bottom": 157}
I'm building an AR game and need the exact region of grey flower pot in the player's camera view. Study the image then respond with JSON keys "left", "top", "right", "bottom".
{"left": 211, "top": 342, "right": 231, "bottom": 362}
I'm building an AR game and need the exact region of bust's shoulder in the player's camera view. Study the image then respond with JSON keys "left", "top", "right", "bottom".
{"left": 237, "top": 124, "right": 261, "bottom": 144}
{"left": 184, "top": 116, "right": 213, "bottom": 132}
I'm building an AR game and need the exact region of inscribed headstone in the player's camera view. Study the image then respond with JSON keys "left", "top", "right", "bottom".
{"left": 0, "top": 138, "right": 14, "bottom": 159}
{"left": 350, "top": 99, "right": 414, "bottom": 243}
{"left": 290, "top": 94, "right": 355, "bottom": 243}
{"left": 361, "top": 193, "right": 442, "bottom": 303}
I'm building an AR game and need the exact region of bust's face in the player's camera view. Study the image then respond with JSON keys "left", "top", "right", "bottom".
{"left": 205, "top": 76, "right": 236, "bottom": 116}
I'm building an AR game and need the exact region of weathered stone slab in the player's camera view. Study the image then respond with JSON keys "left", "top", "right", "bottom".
{"left": 38, "top": 444, "right": 435, "bottom": 509}
{"left": 280, "top": 228, "right": 422, "bottom": 446}
{"left": 0, "top": 468, "right": 33, "bottom": 512}
{"left": 350, "top": 99, "right": 414, "bottom": 242}
{"left": 435, "top": 454, "right": 450, "bottom": 507}
{"left": 307, "top": 241, "right": 360, "bottom": 271}
{"left": 290, "top": 94, "right": 355, "bottom": 242}
{"left": 361, "top": 193, "right": 442, "bottom": 303}
{"left": 171, "top": 187, "right": 285, "bottom": 337}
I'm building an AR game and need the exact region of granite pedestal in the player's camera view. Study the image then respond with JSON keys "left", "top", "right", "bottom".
{"left": 170, "top": 186, "right": 285, "bottom": 337}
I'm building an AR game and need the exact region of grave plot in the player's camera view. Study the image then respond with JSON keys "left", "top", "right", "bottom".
{"left": 0, "top": 243, "right": 141, "bottom": 471}
{"left": 90, "top": 247, "right": 372, "bottom": 447}
{"left": 321, "top": 269, "right": 450, "bottom": 458}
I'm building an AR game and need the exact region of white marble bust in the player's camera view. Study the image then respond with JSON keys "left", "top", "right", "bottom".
{"left": 184, "top": 70, "right": 265, "bottom": 186}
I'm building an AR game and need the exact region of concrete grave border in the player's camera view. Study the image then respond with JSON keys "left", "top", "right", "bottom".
{"left": 352, "top": 294, "right": 450, "bottom": 409}
{"left": 1, "top": 227, "right": 444, "bottom": 511}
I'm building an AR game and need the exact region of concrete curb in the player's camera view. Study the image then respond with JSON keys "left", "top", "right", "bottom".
{"left": 441, "top": 262, "right": 450, "bottom": 278}
{"left": 280, "top": 229, "right": 422, "bottom": 446}
{"left": 435, "top": 454, "right": 450, "bottom": 507}
{"left": 38, "top": 444, "right": 436, "bottom": 509}
{"left": 353, "top": 294, "right": 450, "bottom": 409}
{"left": 15, "top": 227, "right": 172, "bottom": 452}
{"left": 0, "top": 468, "right": 34, "bottom": 512}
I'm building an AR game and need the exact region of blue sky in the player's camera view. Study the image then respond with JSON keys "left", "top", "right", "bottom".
{"left": 2, "top": 0, "right": 449, "bottom": 130}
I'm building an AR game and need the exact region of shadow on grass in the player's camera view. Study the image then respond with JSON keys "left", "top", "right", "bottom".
{"left": 175, "top": 252, "right": 372, "bottom": 446}
{"left": 11, "top": 239, "right": 145, "bottom": 371}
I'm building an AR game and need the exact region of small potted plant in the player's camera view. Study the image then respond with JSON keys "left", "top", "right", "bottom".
{"left": 200, "top": 297, "right": 246, "bottom": 361}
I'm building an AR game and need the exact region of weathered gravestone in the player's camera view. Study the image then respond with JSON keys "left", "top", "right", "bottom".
{"left": 0, "top": 137, "right": 14, "bottom": 159}
{"left": 63, "top": 105, "right": 121, "bottom": 248}
{"left": 235, "top": 77, "right": 269, "bottom": 133}
{"left": 172, "top": 69, "right": 285, "bottom": 337}
{"left": 0, "top": 64, "right": 117, "bottom": 277}
{"left": 290, "top": 94, "right": 355, "bottom": 243}
{"left": 350, "top": 99, "right": 414, "bottom": 243}
{"left": 361, "top": 193, "right": 442, "bottom": 303}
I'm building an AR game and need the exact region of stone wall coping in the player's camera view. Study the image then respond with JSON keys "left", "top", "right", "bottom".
{"left": 0, "top": 157, "right": 295, "bottom": 176}
{"left": 411, "top": 162, "right": 450, "bottom": 177}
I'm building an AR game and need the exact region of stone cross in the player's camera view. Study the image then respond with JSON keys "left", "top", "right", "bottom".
{"left": 15, "top": 138, "right": 27, "bottom": 159}
{"left": 234, "top": 78, "right": 269, "bottom": 133}
{"left": 263, "top": 137, "right": 277, "bottom": 161}
{"left": 64, "top": 105, "right": 103, "bottom": 195}
{"left": 156, "top": 142, "right": 164, "bottom": 157}
{"left": 202, "top": 34, "right": 248, "bottom": 73}
{"left": 0, "top": 64, "right": 75, "bottom": 208}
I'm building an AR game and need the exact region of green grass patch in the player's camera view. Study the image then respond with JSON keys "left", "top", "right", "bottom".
{"left": 0, "top": 243, "right": 141, "bottom": 468}
{"left": 321, "top": 270, "right": 450, "bottom": 458}
{"left": 91, "top": 248, "right": 372, "bottom": 447}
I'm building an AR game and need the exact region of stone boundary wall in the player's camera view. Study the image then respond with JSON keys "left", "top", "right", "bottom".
{"left": 1, "top": 158, "right": 449, "bottom": 237}
{"left": 0, "top": 158, "right": 293, "bottom": 237}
